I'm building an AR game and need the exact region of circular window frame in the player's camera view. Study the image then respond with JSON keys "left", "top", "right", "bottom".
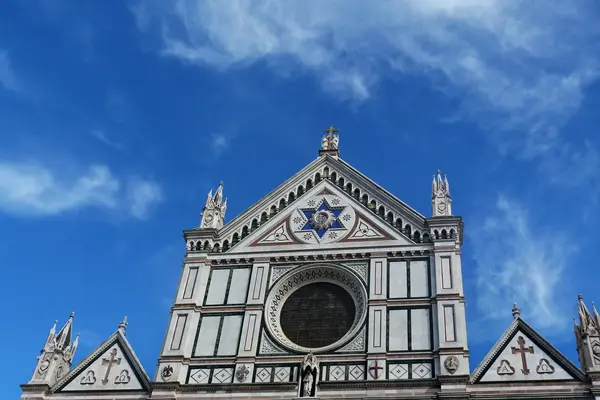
{"left": 264, "top": 264, "right": 368, "bottom": 353}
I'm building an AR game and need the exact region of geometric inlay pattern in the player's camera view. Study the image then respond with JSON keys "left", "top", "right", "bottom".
{"left": 290, "top": 194, "right": 355, "bottom": 244}
{"left": 346, "top": 218, "right": 385, "bottom": 241}
{"left": 189, "top": 368, "right": 210, "bottom": 384}
{"left": 412, "top": 363, "right": 432, "bottom": 379}
{"left": 388, "top": 364, "right": 408, "bottom": 380}
{"left": 255, "top": 367, "right": 272, "bottom": 383}
{"left": 212, "top": 368, "right": 234, "bottom": 383}
{"left": 264, "top": 264, "right": 368, "bottom": 353}
{"left": 274, "top": 366, "right": 291, "bottom": 382}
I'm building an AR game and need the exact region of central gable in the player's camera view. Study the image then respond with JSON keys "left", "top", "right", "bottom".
{"left": 198, "top": 155, "right": 431, "bottom": 253}
{"left": 228, "top": 180, "right": 414, "bottom": 253}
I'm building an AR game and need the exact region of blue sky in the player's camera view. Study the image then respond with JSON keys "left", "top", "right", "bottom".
{"left": 2, "top": 0, "right": 600, "bottom": 395}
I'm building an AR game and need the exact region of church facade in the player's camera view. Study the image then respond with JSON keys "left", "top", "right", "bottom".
{"left": 21, "top": 126, "right": 600, "bottom": 400}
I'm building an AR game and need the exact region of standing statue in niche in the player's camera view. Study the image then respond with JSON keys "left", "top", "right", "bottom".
{"left": 299, "top": 353, "right": 319, "bottom": 398}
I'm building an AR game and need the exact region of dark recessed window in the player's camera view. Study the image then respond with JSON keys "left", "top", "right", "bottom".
{"left": 280, "top": 282, "right": 355, "bottom": 348}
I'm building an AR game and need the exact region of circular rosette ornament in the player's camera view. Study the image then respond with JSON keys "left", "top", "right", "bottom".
{"left": 289, "top": 194, "right": 355, "bottom": 244}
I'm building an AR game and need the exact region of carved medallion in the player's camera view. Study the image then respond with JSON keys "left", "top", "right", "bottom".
{"left": 497, "top": 359, "right": 515, "bottom": 375}
{"left": 536, "top": 358, "right": 555, "bottom": 374}
{"left": 368, "top": 360, "right": 384, "bottom": 379}
{"left": 80, "top": 370, "right": 96, "bottom": 385}
{"left": 289, "top": 195, "right": 355, "bottom": 244}
{"left": 161, "top": 365, "right": 174, "bottom": 381}
{"left": 55, "top": 365, "right": 65, "bottom": 380}
{"left": 235, "top": 365, "right": 250, "bottom": 382}
{"left": 114, "top": 369, "right": 131, "bottom": 384}
{"left": 593, "top": 342, "right": 600, "bottom": 356}
{"left": 39, "top": 358, "right": 50, "bottom": 373}
{"left": 443, "top": 356, "right": 459, "bottom": 374}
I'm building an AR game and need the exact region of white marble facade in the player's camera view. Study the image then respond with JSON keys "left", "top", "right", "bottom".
{"left": 22, "top": 139, "right": 597, "bottom": 400}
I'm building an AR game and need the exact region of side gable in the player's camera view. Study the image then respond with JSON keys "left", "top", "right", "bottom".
{"left": 51, "top": 330, "right": 151, "bottom": 393}
{"left": 471, "top": 317, "right": 586, "bottom": 384}
{"left": 186, "top": 154, "right": 432, "bottom": 252}
{"left": 226, "top": 179, "right": 416, "bottom": 254}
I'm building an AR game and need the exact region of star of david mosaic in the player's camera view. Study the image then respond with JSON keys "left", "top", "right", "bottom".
{"left": 298, "top": 198, "right": 346, "bottom": 238}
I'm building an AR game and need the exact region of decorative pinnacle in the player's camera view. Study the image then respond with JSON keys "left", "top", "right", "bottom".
{"left": 69, "top": 312, "right": 75, "bottom": 319}
{"left": 119, "top": 316, "right": 128, "bottom": 333}
{"left": 578, "top": 293, "right": 584, "bottom": 301}
{"left": 512, "top": 303, "right": 521, "bottom": 319}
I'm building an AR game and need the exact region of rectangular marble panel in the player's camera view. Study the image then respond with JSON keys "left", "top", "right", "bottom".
{"left": 170, "top": 314, "right": 187, "bottom": 350}
{"left": 388, "top": 261, "right": 408, "bottom": 298}
{"left": 183, "top": 267, "right": 199, "bottom": 299}
{"left": 369, "top": 258, "right": 387, "bottom": 299}
{"left": 189, "top": 368, "right": 210, "bottom": 384}
{"left": 227, "top": 268, "right": 251, "bottom": 304}
{"left": 412, "top": 362, "right": 433, "bottom": 379}
{"left": 369, "top": 306, "right": 387, "bottom": 353}
{"left": 194, "top": 316, "right": 220, "bottom": 356}
{"left": 242, "top": 313, "right": 258, "bottom": 352}
{"left": 388, "top": 309, "right": 408, "bottom": 351}
{"left": 411, "top": 308, "right": 431, "bottom": 350}
{"left": 217, "top": 314, "right": 243, "bottom": 356}
{"left": 388, "top": 363, "right": 409, "bottom": 380}
{"left": 443, "top": 305, "right": 456, "bottom": 342}
{"left": 248, "top": 264, "right": 267, "bottom": 303}
{"left": 205, "top": 269, "right": 230, "bottom": 305}
{"left": 409, "top": 260, "right": 429, "bottom": 298}
{"left": 440, "top": 256, "right": 453, "bottom": 289}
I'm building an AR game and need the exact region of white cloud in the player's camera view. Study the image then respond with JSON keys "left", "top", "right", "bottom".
{"left": 91, "top": 130, "right": 124, "bottom": 151}
{"left": 135, "top": 0, "right": 600, "bottom": 184}
{"left": 127, "top": 177, "right": 163, "bottom": 219}
{"left": 0, "top": 162, "right": 162, "bottom": 219}
{"left": 0, "top": 50, "right": 19, "bottom": 92}
{"left": 469, "top": 196, "right": 576, "bottom": 333}
{"left": 210, "top": 132, "right": 229, "bottom": 156}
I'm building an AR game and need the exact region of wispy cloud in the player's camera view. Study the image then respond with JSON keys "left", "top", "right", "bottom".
{"left": 91, "top": 130, "right": 124, "bottom": 151}
{"left": 0, "top": 161, "right": 162, "bottom": 219}
{"left": 134, "top": 0, "right": 600, "bottom": 186}
{"left": 469, "top": 196, "right": 576, "bottom": 335}
{"left": 210, "top": 132, "right": 230, "bottom": 156}
{"left": 0, "top": 50, "right": 19, "bottom": 92}
{"left": 126, "top": 177, "right": 163, "bottom": 219}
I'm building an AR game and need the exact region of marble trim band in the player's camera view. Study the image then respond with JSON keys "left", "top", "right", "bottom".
{"left": 264, "top": 263, "right": 368, "bottom": 353}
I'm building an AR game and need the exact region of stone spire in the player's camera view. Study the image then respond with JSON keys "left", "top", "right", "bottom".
{"left": 200, "top": 182, "right": 227, "bottom": 229}
{"left": 26, "top": 312, "right": 79, "bottom": 387}
{"left": 319, "top": 124, "right": 340, "bottom": 157}
{"left": 432, "top": 170, "right": 452, "bottom": 217}
{"left": 574, "top": 295, "right": 600, "bottom": 375}
{"left": 119, "top": 316, "right": 128, "bottom": 335}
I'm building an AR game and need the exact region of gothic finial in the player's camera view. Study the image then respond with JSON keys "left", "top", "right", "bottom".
{"left": 579, "top": 293, "right": 584, "bottom": 301}
{"left": 512, "top": 303, "right": 521, "bottom": 319}
{"left": 119, "top": 316, "right": 128, "bottom": 334}
{"left": 432, "top": 169, "right": 452, "bottom": 216}
{"left": 54, "top": 312, "right": 75, "bottom": 350}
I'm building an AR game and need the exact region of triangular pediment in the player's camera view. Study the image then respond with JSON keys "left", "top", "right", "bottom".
{"left": 227, "top": 180, "right": 415, "bottom": 253}
{"left": 188, "top": 155, "right": 431, "bottom": 252}
{"left": 471, "top": 318, "right": 586, "bottom": 383}
{"left": 52, "top": 330, "right": 151, "bottom": 393}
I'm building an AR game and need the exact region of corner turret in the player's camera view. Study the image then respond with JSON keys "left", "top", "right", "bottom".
{"left": 200, "top": 182, "right": 227, "bottom": 229}
{"left": 25, "top": 312, "right": 79, "bottom": 388}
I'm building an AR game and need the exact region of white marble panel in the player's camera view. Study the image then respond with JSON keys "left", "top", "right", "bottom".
{"left": 189, "top": 368, "right": 210, "bottom": 384}
{"left": 412, "top": 362, "right": 433, "bottom": 379}
{"left": 369, "top": 258, "right": 387, "bottom": 299}
{"left": 368, "top": 306, "right": 387, "bottom": 353}
{"left": 182, "top": 267, "right": 199, "bottom": 300}
{"left": 388, "top": 363, "right": 409, "bottom": 380}
{"left": 194, "top": 316, "right": 220, "bottom": 356}
{"left": 227, "top": 268, "right": 250, "bottom": 304}
{"left": 443, "top": 305, "right": 456, "bottom": 342}
{"left": 388, "top": 261, "right": 407, "bottom": 298}
{"left": 238, "top": 311, "right": 261, "bottom": 356}
{"left": 440, "top": 256, "right": 453, "bottom": 289}
{"left": 217, "top": 315, "right": 243, "bottom": 356}
{"left": 169, "top": 314, "right": 187, "bottom": 350}
{"left": 411, "top": 308, "right": 431, "bottom": 351}
{"left": 247, "top": 262, "right": 269, "bottom": 304}
{"left": 205, "top": 269, "right": 230, "bottom": 305}
{"left": 388, "top": 309, "right": 408, "bottom": 351}
{"left": 409, "top": 260, "right": 429, "bottom": 298}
